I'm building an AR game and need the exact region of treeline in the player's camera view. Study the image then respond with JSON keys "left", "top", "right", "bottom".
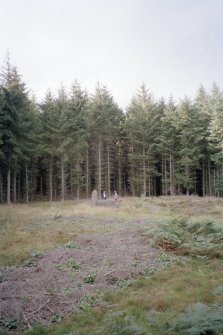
{"left": 1, "top": 57, "right": 223, "bottom": 203}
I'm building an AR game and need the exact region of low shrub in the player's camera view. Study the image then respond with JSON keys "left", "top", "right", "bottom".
{"left": 56, "top": 259, "right": 80, "bottom": 271}
{"left": 94, "top": 311, "right": 147, "bottom": 335}
{"left": 170, "top": 302, "right": 223, "bottom": 335}
{"left": 144, "top": 218, "right": 223, "bottom": 258}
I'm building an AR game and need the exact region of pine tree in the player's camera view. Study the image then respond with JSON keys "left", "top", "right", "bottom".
{"left": 207, "top": 83, "right": 223, "bottom": 196}
{"left": 125, "top": 84, "right": 159, "bottom": 196}
{"left": 90, "top": 83, "right": 122, "bottom": 197}
{"left": 0, "top": 55, "right": 34, "bottom": 203}
{"left": 157, "top": 96, "right": 179, "bottom": 195}
{"left": 40, "top": 89, "right": 57, "bottom": 201}
{"left": 194, "top": 85, "right": 212, "bottom": 196}
{"left": 66, "top": 80, "right": 89, "bottom": 198}
{"left": 177, "top": 97, "right": 204, "bottom": 195}
{"left": 40, "top": 86, "right": 69, "bottom": 201}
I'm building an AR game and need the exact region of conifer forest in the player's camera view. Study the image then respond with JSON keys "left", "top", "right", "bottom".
{"left": 1, "top": 56, "right": 223, "bottom": 204}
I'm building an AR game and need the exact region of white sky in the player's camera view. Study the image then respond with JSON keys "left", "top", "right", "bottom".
{"left": 0, "top": 0, "right": 223, "bottom": 108}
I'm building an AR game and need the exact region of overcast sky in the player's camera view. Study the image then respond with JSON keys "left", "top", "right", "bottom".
{"left": 0, "top": 0, "right": 223, "bottom": 108}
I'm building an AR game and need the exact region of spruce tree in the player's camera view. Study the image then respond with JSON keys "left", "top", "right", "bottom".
{"left": 90, "top": 83, "right": 122, "bottom": 197}
{"left": 125, "top": 84, "right": 159, "bottom": 196}
{"left": 207, "top": 83, "right": 223, "bottom": 195}
{"left": 66, "top": 80, "right": 89, "bottom": 198}
{"left": 177, "top": 97, "right": 204, "bottom": 195}
{"left": 0, "top": 56, "right": 33, "bottom": 203}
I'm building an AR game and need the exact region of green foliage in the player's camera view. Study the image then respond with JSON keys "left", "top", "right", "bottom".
{"left": 94, "top": 311, "right": 147, "bottom": 335}
{"left": 23, "top": 258, "right": 38, "bottom": 267}
{"left": 64, "top": 241, "right": 77, "bottom": 249}
{"left": 125, "top": 84, "right": 160, "bottom": 196}
{"left": 20, "top": 296, "right": 32, "bottom": 303}
{"left": 108, "top": 278, "right": 134, "bottom": 288}
{"left": 78, "top": 291, "right": 104, "bottom": 311}
{"left": 155, "top": 252, "right": 177, "bottom": 267}
{"left": 22, "top": 326, "right": 48, "bottom": 335}
{"left": 0, "top": 318, "right": 17, "bottom": 330}
{"left": 145, "top": 218, "right": 223, "bottom": 258}
{"left": 147, "top": 302, "right": 223, "bottom": 335}
{"left": 143, "top": 268, "right": 155, "bottom": 277}
{"left": 211, "top": 286, "right": 223, "bottom": 296}
{"left": 51, "top": 313, "right": 63, "bottom": 323}
{"left": 2, "top": 57, "right": 223, "bottom": 199}
{"left": 56, "top": 259, "right": 80, "bottom": 271}
{"left": 31, "top": 251, "right": 45, "bottom": 258}
{"left": 170, "top": 303, "right": 223, "bottom": 335}
{"left": 83, "top": 273, "right": 96, "bottom": 284}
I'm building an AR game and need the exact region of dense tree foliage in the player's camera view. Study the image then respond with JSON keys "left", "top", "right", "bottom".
{"left": 1, "top": 57, "right": 223, "bottom": 202}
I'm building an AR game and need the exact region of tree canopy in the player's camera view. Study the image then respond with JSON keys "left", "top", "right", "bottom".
{"left": 1, "top": 57, "right": 223, "bottom": 203}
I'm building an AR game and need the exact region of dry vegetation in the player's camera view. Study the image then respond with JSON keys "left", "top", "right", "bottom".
{"left": 0, "top": 196, "right": 223, "bottom": 334}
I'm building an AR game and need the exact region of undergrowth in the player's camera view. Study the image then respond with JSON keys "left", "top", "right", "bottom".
{"left": 1, "top": 260, "right": 223, "bottom": 335}
{"left": 56, "top": 259, "right": 80, "bottom": 271}
{"left": 169, "top": 302, "right": 223, "bottom": 334}
{"left": 1, "top": 198, "right": 223, "bottom": 335}
{"left": 144, "top": 218, "right": 223, "bottom": 258}
{"left": 146, "top": 302, "right": 223, "bottom": 334}
{"left": 94, "top": 311, "right": 147, "bottom": 335}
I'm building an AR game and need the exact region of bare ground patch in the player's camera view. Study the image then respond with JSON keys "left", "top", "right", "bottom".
{"left": 0, "top": 227, "right": 161, "bottom": 331}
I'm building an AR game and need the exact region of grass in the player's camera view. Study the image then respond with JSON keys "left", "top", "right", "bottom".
{"left": 0, "top": 198, "right": 158, "bottom": 266}
{"left": 0, "top": 196, "right": 223, "bottom": 334}
{"left": 143, "top": 218, "right": 223, "bottom": 259}
{"left": 0, "top": 201, "right": 112, "bottom": 266}
{"left": 2, "top": 259, "right": 221, "bottom": 335}
{"left": 2, "top": 196, "right": 223, "bottom": 267}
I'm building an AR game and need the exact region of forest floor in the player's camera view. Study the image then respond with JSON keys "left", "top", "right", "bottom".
{"left": 0, "top": 196, "right": 223, "bottom": 334}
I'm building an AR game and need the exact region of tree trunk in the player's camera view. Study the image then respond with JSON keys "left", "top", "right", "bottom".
{"left": 169, "top": 152, "right": 173, "bottom": 196}
{"left": 7, "top": 167, "right": 11, "bottom": 204}
{"left": 131, "top": 140, "right": 135, "bottom": 196}
{"left": 208, "top": 159, "right": 211, "bottom": 196}
{"left": 0, "top": 173, "right": 2, "bottom": 203}
{"left": 202, "top": 159, "right": 205, "bottom": 197}
{"left": 61, "top": 154, "right": 65, "bottom": 201}
{"left": 153, "top": 171, "right": 156, "bottom": 196}
{"left": 25, "top": 162, "right": 29, "bottom": 203}
{"left": 172, "top": 155, "right": 175, "bottom": 195}
{"left": 164, "top": 158, "right": 168, "bottom": 195}
{"left": 13, "top": 172, "right": 16, "bottom": 203}
{"left": 213, "top": 169, "right": 216, "bottom": 196}
{"left": 18, "top": 172, "right": 21, "bottom": 202}
{"left": 118, "top": 145, "right": 122, "bottom": 196}
{"left": 85, "top": 147, "right": 89, "bottom": 198}
{"left": 186, "top": 165, "right": 189, "bottom": 196}
{"left": 142, "top": 143, "right": 146, "bottom": 196}
{"left": 76, "top": 158, "right": 80, "bottom": 199}
{"left": 148, "top": 162, "right": 151, "bottom": 197}
{"left": 216, "top": 166, "right": 220, "bottom": 197}
{"left": 54, "top": 177, "right": 57, "bottom": 201}
{"left": 107, "top": 143, "right": 111, "bottom": 197}
{"left": 70, "top": 165, "right": 73, "bottom": 198}
{"left": 40, "top": 174, "right": 43, "bottom": 200}
{"left": 49, "top": 158, "right": 53, "bottom": 201}
{"left": 98, "top": 135, "right": 102, "bottom": 197}
{"left": 161, "top": 155, "right": 164, "bottom": 195}
{"left": 194, "top": 171, "right": 197, "bottom": 195}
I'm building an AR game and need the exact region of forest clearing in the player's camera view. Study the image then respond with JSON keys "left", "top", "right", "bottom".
{"left": 1, "top": 0, "right": 223, "bottom": 334}
{"left": 0, "top": 196, "right": 223, "bottom": 335}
